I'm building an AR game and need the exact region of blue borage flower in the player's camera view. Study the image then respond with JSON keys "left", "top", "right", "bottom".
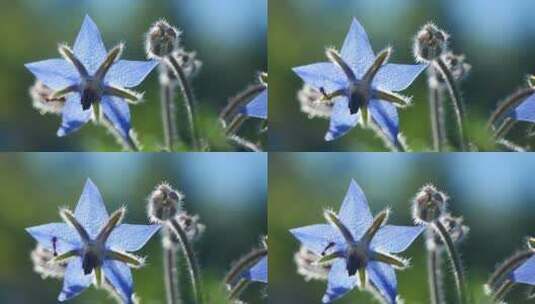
{"left": 293, "top": 18, "right": 426, "bottom": 143}
{"left": 241, "top": 89, "right": 267, "bottom": 120}
{"left": 26, "top": 179, "right": 160, "bottom": 303}
{"left": 25, "top": 15, "right": 157, "bottom": 139}
{"left": 290, "top": 179, "right": 424, "bottom": 303}
{"left": 242, "top": 255, "right": 268, "bottom": 283}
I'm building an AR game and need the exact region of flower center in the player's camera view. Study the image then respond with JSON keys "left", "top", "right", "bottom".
{"left": 346, "top": 241, "right": 369, "bottom": 276}
{"left": 81, "top": 242, "right": 104, "bottom": 275}
{"left": 80, "top": 77, "right": 103, "bottom": 110}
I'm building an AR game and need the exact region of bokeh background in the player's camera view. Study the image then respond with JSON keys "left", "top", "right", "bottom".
{"left": 270, "top": 153, "right": 535, "bottom": 303}
{"left": 0, "top": 0, "right": 267, "bottom": 151}
{"left": 0, "top": 152, "right": 267, "bottom": 303}
{"left": 269, "top": 0, "right": 535, "bottom": 151}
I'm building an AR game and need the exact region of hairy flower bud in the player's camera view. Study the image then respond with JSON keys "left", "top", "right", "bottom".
{"left": 439, "top": 52, "right": 471, "bottom": 82}
{"left": 175, "top": 212, "right": 206, "bottom": 241}
{"left": 413, "top": 23, "right": 449, "bottom": 63}
{"left": 294, "top": 246, "right": 331, "bottom": 282}
{"left": 31, "top": 245, "right": 67, "bottom": 279}
{"left": 428, "top": 214, "right": 469, "bottom": 250}
{"left": 147, "top": 183, "right": 183, "bottom": 223}
{"left": 298, "top": 84, "right": 333, "bottom": 119}
{"left": 29, "top": 81, "right": 65, "bottom": 115}
{"left": 145, "top": 20, "right": 180, "bottom": 59}
{"left": 412, "top": 184, "right": 447, "bottom": 224}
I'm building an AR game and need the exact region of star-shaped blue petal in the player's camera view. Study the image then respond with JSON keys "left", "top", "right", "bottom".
{"left": 25, "top": 15, "right": 157, "bottom": 139}
{"left": 26, "top": 179, "right": 160, "bottom": 303}
{"left": 293, "top": 18, "right": 426, "bottom": 144}
{"left": 290, "top": 179, "right": 424, "bottom": 303}
{"left": 511, "top": 94, "right": 535, "bottom": 123}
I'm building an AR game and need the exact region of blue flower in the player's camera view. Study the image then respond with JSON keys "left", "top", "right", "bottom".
{"left": 25, "top": 15, "right": 158, "bottom": 139}
{"left": 510, "top": 94, "right": 535, "bottom": 124}
{"left": 26, "top": 179, "right": 160, "bottom": 303}
{"left": 293, "top": 18, "right": 426, "bottom": 143}
{"left": 511, "top": 255, "right": 535, "bottom": 286}
{"left": 241, "top": 88, "right": 267, "bottom": 120}
{"left": 242, "top": 256, "right": 268, "bottom": 283}
{"left": 290, "top": 179, "right": 424, "bottom": 303}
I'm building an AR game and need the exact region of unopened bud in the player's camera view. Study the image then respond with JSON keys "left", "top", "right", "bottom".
{"left": 29, "top": 81, "right": 65, "bottom": 115}
{"left": 145, "top": 20, "right": 180, "bottom": 59}
{"left": 414, "top": 23, "right": 449, "bottom": 63}
{"left": 294, "top": 246, "right": 331, "bottom": 282}
{"left": 412, "top": 184, "right": 447, "bottom": 224}
{"left": 147, "top": 183, "right": 183, "bottom": 223}
{"left": 298, "top": 84, "right": 333, "bottom": 119}
{"left": 429, "top": 214, "right": 469, "bottom": 250}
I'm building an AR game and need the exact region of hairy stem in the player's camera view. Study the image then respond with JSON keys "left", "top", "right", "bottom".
{"left": 434, "top": 58, "right": 466, "bottom": 151}
{"left": 159, "top": 66, "right": 179, "bottom": 151}
{"left": 427, "top": 245, "right": 444, "bottom": 304}
{"left": 433, "top": 220, "right": 467, "bottom": 304}
{"left": 220, "top": 84, "right": 266, "bottom": 124}
{"left": 163, "top": 228, "right": 181, "bottom": 304}
{"left": 166, "top": 55, "right": 201, "bottom": 150}
{"left": 228, "top": 135, "right": 262, "bottom": 152}
{"left": 168, "top": 218, "right": 203, "bottom": 304}
{"left": 493, "top": 117, "right": 516, "bottom": 140}
{"left": 487, "top": 87, "right": 535, "bottom": 129}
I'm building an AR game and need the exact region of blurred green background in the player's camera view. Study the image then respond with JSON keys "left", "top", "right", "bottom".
{"left": 0, "top": 0, "right": 266, "bottom": 151}
{"left": 269, "top": 153, "right": 535, "bottom": 303}
{"left": 0, "top": 152, "right": 267, "bottom": 303}
{"left": 269, "top": 0, "right": 535, "bottom": 151}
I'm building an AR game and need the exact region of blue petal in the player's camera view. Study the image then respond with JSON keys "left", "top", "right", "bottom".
{"left": 369, "top": 99, "right": 399, "bottom": 145}
{"left": 511, "top": 94, "right": 535, "bottom": 123}
{"left": 103, "top": 260, "right": 134, "bottom": 304}
{"left": 243, "top": 256, "right": 268, "bottom": 283}
{"left": 324, "top": 98, "right": 359, "bottom": 141}
{"left": 293, "top": 62, "right": 346, "bottom": 93}
{"left": 101, "top": 96, "right": 131, "bottom": 140}
{"left": 372, "top": 63, "right": 428, "bottom": 92}
{"left": 74, "top": 179, "right": 109, "bottom": 239}
{"left": 26, "top": 223, "right": 81, "bottom": 254}
{"left": 322, "top": 259, "right": 357, "bottom": 303}
{"left": 511, "top": 256, "right": 535, "bottom": 285}
{"left": 57, "top": 93, "right": 93, "bottom": 137}
{"left": 368, "top": 261, "right": 397, "bottom": 304}
{"left": 25, "top": 59, "right": 80, "bottom": 90}
{"left": 73, "top": 15, "right": 107, "bottom": 74}
{"left": 338, "top": 179, "right": 373, "bottom": 241}
{"left": 340, "top": 18, "right": 376, "bottom": 78}
{"left": 106, "top": 224, "right": 160, "bottom": 252}
{"left": 241, "top": 89, "right": 267, "bottom": 119}
{"left": 370, "top": 225, "right": 424, "bottom": 253}
{"left": 289, "top": 224, "right": 344, "bottom": 256}
{"left": 58, "top": 257, "right": 92, "bottom": 302}
{"left": 105, "top": 60, "right": 158, "bottom": 88}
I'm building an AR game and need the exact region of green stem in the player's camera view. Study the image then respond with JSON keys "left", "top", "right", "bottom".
{"left": 492, "top": 279, "right": 514, "bottom": 303}
{"left": 433, "top": 220, "right": 467, "bottom": 304}
{"left": 434, "top": 58, "right": 466, "bottom": 151}
{"left": 224, "top": 248, "right": 267, "bottom": 287}
{"left": 427, "top": 247, "right": 443, "bottom": 304}
{"left": 220, "top": 84, "right": 266, "bottom": 124}
{"left": 168, "top": 218, "right": 203, "bottom": 304}
{"left": 159, "top": 66, "right": 178, "bottom": 151}
{"left": 493, "top": 118, "right": 516, "bottom": 140}
{"left": 166, "top": 55, "right": 201, "bottom": 150}
{"left": 228, "top": 135, "right": 262, "bottom": 152}
{"left": 487, "top": 250, "right": 533, "bottom": 291}
{"left": 227, "top": 279, "right": 251, "bottom": 301}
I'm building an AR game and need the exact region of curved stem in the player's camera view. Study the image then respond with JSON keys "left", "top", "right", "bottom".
{"left": 487, "top": 88, "right": 535, "bottom": 129}
{"left": 168, "top": 218, "right": 203, "bottom": 304}
{"left": 492, "top": 279, "right": 514, "bottom": 303}
{"left": 228, "top": 279, "right": 251, "bottom": 301}
{"left": 166, "top": 55, "right": 201, "bottom": 150}
{"left": 228, "top": 135, "right": 262, "bottom": 152}
{"left": 433, "top": 220, "right": 467, "bottom": 304}
{"left": 494, "top": 117, "right": 516, "bottom": 140}
{"left": 163, "top": 228, "right": 180, "bottom": 304}
{"left": 220, "top": 84, "right": 265, "bottom": 124}
{"left": 434, "top": 58, "right": 466, "bottom": 151}
{"left": 487, "top": 250, "right": 533, "bottom": 291}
